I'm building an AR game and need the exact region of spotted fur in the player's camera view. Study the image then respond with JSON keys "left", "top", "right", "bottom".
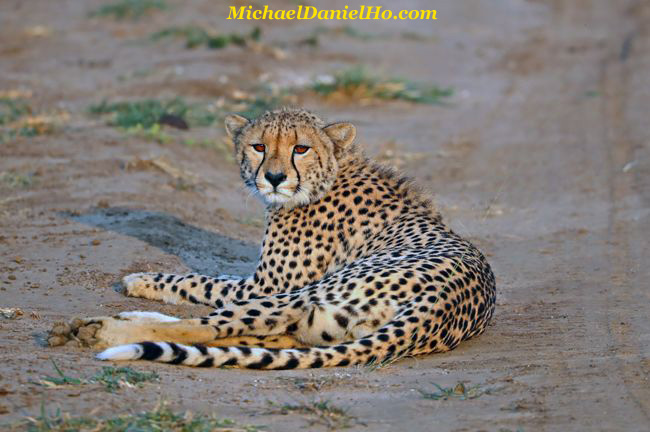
{"left": 88, "top": 108, "right": 496, "bottom": 369}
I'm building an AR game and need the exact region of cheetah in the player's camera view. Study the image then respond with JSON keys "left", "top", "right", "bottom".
{"left": 49, "top": 108, "right": 496, "bottom": 369}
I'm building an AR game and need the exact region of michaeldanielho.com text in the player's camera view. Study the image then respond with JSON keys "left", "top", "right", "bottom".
{"left": 228, "top": 6, "right": 437, "bottom": 20}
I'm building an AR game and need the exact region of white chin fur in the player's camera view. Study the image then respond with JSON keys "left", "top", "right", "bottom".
{"left": 260, "top": 185, "right": 311, "bottom": 208}
{"left": 263, "top": 191, "right": 292, "bottom": 205}
{"left": 291, "top": 186, "right": 312, "bottom": 206}
{"left": 96, "top": 344, "right": 142, "bottom": 361}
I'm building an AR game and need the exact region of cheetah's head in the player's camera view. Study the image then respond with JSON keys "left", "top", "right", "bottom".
{"left": 224, "top": 108, "right": 356, "bottom": 208}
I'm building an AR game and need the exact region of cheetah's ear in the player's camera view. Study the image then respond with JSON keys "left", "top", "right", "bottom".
{"left": 224, "top": 114, "right": 250, "bottom": 138}
{"left": 323, "top": 122, "right": 356, "bottom": 150}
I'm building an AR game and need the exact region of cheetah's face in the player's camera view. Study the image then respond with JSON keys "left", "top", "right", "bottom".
{"left": 224, "top": 110, "right": 356, "bottom": 208}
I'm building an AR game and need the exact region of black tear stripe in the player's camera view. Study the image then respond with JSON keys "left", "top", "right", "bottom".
{"left": 140, "top": 342, "right": 164, "bottom": 360}
{"left": 254, "top": 149, "right": 266, "bottom": 187}
{"left": 291, "top": 152, "right": 301, "bottom": 189}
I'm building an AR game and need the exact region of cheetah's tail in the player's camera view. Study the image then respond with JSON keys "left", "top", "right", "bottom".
{"left": 96, "top": 322, "right": 419, "bottom": 370}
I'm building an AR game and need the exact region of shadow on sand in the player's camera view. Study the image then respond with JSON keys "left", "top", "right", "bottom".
{"left": 67, "top": 207, "right": 259, "bottom": 276}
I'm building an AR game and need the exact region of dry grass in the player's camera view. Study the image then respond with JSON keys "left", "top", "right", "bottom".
{"left": 150, "top": 26, "right": 261, "bottom": 50}
{"left": 266, "top": 400, "right": 361, "bottom": 429}
{"left": 9, "top": 402, "right": 262, "bottom": 432}
{"left": 419, "top": 381, "right": 494, "bottom": 401}
{"left": 312, "top": 66, "right": 453, "bottom": 105}
{"left": 35, "top": 361, "right": 159, "bottom": 393}
{"left": 89, "top": 0, "right": 167, "bottom": 20}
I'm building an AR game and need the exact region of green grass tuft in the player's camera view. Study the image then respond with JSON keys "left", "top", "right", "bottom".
{"left": 0, "top": 98, "right": 31, "bottom": 125}
{"left": 87, "top": 87, "right": 291, "bottom": 149}
{"left": 91, "top": 366, "right": 159, "bottom": 392}
{"left": 150, "top": 26, "right": 261, "bottom": 50}
{"left": 88, "top": 98, "right": 216, "bottom": 129}
{"left": 38, "top": 361, "right": 84, "bottom": 386}
{"left": 89, "top": 0, "right": 167, "bottom": 20}
{"left": 312, "top": 66, "right": 453, "bottom": 104}
{"left": 268, "top": 400, "right": 360, "bottom": 429}
{"left": 0, "top": 98, "right": 66, "bottom": 142}
{"left": 37, "top": 361, "right": 158, "bottom": 392}
{"left": 125, "top": 123, "right": 173, "bottom": 144}
{"left": 13, "top": 402, "right": 263, "bottom": 431}
{"left": 0, "top": 171, "right": 36, "bottom": 188}
{"left": 89, "top": 86, "right": 288, "bottom": 130}
{"left": 419, "top": 381, "right": 489, "bottom": 401}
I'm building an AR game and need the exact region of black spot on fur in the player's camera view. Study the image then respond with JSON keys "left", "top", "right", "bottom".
{"left": 278, "top": 357, "right": 300, "bottom": 369}
{"left": 334, "top": 314, "right": 349, "bottom": 328}
{"left": 310, "top": 357, "right": 324, "bottom": 368}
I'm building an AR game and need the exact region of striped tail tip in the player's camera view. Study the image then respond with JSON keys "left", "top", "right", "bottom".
{"left": 96, "top": 344, "right": 143, "bottom": 361}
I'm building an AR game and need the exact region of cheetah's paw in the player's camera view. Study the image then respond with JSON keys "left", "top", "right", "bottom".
{"left": 122, "top": 272, "right": 159, "bottom": 298}
{"left": 47, "top": 311, "right": 176, "bottom": 349}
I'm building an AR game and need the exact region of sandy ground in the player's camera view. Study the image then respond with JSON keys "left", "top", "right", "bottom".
{"left": 1, "top": 0, "right": 649, "bottom": 430}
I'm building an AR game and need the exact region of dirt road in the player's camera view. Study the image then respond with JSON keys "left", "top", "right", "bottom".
{"left": 1, "top": 0, "right": 649, "bottom": 430}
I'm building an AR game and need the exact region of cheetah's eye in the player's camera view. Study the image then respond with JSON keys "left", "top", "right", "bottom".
{"left": 293, "top": 145, "right": 310, "bottom": 155}
{"left": 252, "top": 144, "right": 265, "bottom": 153}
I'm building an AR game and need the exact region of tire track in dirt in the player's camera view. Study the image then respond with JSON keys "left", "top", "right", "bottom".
{"left": 599, "top": 0, "right": 650, "bottom": 422}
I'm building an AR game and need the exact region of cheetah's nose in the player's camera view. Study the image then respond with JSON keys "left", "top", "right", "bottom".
{"left": 264, "top": 171, "right": 287, "bottom": 188}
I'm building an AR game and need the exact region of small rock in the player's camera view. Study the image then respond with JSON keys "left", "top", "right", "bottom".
{"left": 7, "top": 275, "right": 16, "bottom": 281}
{"left": 0, "top": 308, "right": 23, "bottom": 319}
{"left": 91, "top": 239, "right": 101, "bottom": 246}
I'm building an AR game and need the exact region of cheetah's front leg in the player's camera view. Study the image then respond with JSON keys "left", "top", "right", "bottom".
{"left": 122, "top": 272, "right": 256, "bottom": 308}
